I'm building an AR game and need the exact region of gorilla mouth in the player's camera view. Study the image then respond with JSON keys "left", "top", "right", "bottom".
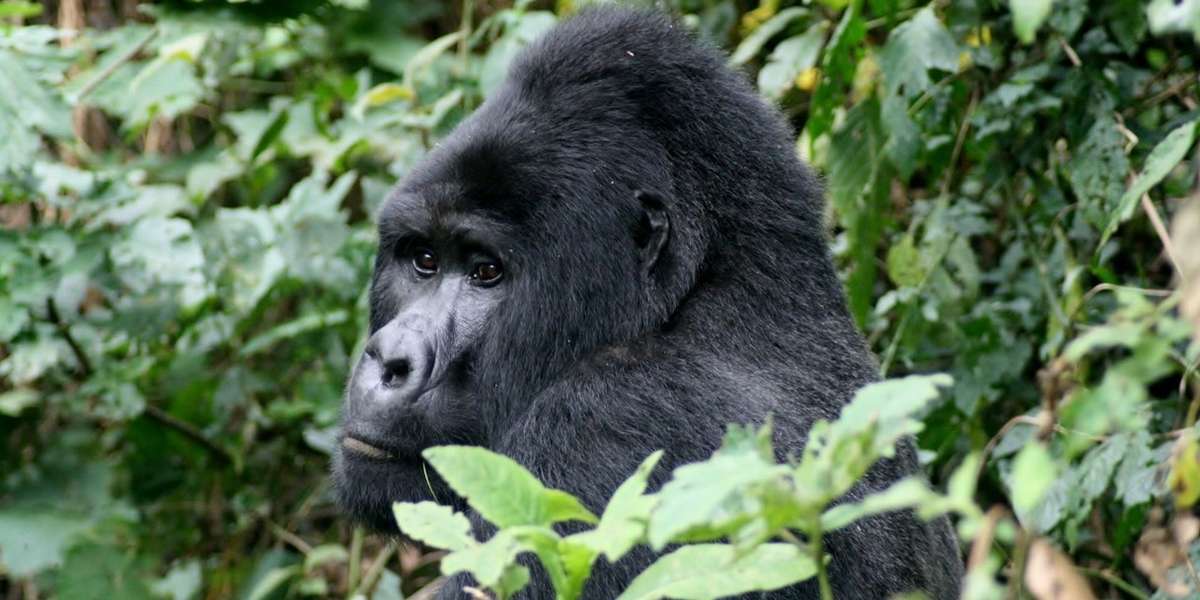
{"left": 342, "top": 437, "right": 397, "bottom": 460}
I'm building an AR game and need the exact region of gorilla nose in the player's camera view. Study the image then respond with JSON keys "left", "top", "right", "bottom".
{"left": 361, "top": 329, "right": 433, "bottom": 404}
{"left": 379, "top": 357, "right": 411, "bottom": 388}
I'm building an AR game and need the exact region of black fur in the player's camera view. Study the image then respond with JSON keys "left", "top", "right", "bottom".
{"left": 335, "top": 7, "right": 964, "bottom": 598}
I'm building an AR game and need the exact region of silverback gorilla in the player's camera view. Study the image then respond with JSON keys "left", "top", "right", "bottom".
{"left": 334, "top": 7, "right": 963, "bottom": 599}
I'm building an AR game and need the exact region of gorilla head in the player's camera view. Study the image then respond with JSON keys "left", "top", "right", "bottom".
{"left": 334, "top": 6, "right": 962, "bottom": 598}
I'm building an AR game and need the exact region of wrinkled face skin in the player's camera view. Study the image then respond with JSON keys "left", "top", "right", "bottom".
{"left": 333, "top": 191, "right": 514, "bottom": 529}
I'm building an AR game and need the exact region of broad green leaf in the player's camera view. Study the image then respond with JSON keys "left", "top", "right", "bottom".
{"left": 240, "top": 310, "right": 349, "bottom": 357}
{"left": 572, "top": 451, "right": 663, "bottom": 561}
{"left": 1114, "top": 431, "right": 1165, "bottom": 507}
{"left": 109, "top": 217, "right": 210, "bottom": 309}
{"left": 729, "top": 7, "right": 809, "bottom": 65}
{"left": 403, "top": 31, "right": 463, "bottom": 88}
{"left": 615, "top": 543, "right": 817, "bottom": 600}
{"left": 159, "top": 33, "right": 208, "bottom": 62}
{"left": 440, "top": 529, "right": 523, "bottom": 588}
{"left": 1064, "top": 323, "right": 1145, "bottom": 361}
{"left": 808, "top": 5, "right": 865, "bottom": 139}
{"left": 1101, "top": 119, "right": 1198, "bottom": 246}
{"left": 150, "top": 560, "right": 202, "bottom": 600}
{"left": 56, "top": 543, "right": 157, "bottom": 600}
{"left": 821, "top": 478, "right": 936, "bottom": 531}
{"left": 1067, "top": 114, "right": 1129, "bottom": 231}
{"left": 835, "top": 374, "right": 953, "bottom": 455}
{"left": 881, "top": 92, "right": 920, "bottom": 178}
{"left": 1011, "top": 442, "right": 1057, "bottom": 516}
{"left": 392, "top": 501, "right": 475, "bottom": 552}
{"left": 757, "top": 25, "right": 825, "bottom": 100}
{"left": 126, "top": 58, "right": 204, "bottom": 127}
{"left": 646, "top": 426, "right": 787, "bottom": 549}
{"left": 509, "top": 526, "right": 597, "bottom": 600}
{"left": 878, "top": 7, "right": 959, "bottom": 98}
{"left": 0, "top": 1, "right": 42, "bottom": 18}
{"left": 0, "top": 388, "right": 38, "bottom": 416}
{"left": 1147, "top": 0, "right": 1200, "bottom": 40}
{"left": 423, "top": 446, "right": 597, "bottom": 528}
{"left": 0, "top": 509, "right": 90, "bottom": 576}
{"left": 1010, "top": 0, "right": 1054, "bottom": 43}
{"left": 480, "top": 11, "right": 557, "bottom": 96}
{"left": 794, "top": 375, "right": 952, "bottom": 510}
{"left": 496, "top": 564, "right": 532, "bottom": 599}
{"left": 302, "top": 544, "right": 348, "bottom": 572}
{"left": 886, "top": 236, "right": 924, "bottom": 288}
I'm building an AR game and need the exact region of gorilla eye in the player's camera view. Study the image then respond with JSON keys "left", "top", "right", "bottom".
{"left": 412, "top": 248, "right": 438, "bottom": 276}
{"left": 470, "top": 261, "right": 503, "bottom": 284}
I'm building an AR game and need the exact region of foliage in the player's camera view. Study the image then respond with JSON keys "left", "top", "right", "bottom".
{"left": 0, "top": 0, "right": 1198, "bottom": 598}
{"left": 393, "top": 376, "right": 955, "bottom": 600}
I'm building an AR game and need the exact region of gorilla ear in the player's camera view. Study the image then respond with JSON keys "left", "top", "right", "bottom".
{"left": 633, "top": 190, "right": 670, "bottom": 276}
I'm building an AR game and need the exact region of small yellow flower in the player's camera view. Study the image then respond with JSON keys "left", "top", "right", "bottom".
{"left": 958, "top": 51, "right": 973, "bottom": 71}
{"left": 795, "top": 67, "right": 820, "bottom": 92}
{"left": 965, "top": 25, "right": 992, "bottom": 48}
{"left": 740, "top": 0, "right": 780, "bottom": 36}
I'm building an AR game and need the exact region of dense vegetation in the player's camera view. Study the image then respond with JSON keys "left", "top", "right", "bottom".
{"left": 1, "top": 0, "right": 1198, "bottom": 598}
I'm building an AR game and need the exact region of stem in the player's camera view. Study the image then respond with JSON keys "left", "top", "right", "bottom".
{"left": 75, "top": 27, "right": 158, "bottom": 101}
{"left": 354, "top": 543, "right": 397, "bottom": 598}
{"left": 347, "top": 526, "right": 365, "bottom": 595}
{"left": 1077, "top": 568, "right": 1150, "bottom": 600}
{"left": 809, "top": 527, "right": 833, "bottom": 600}
{"left": 44, "top": 298, "right": 232, "bottom": 463}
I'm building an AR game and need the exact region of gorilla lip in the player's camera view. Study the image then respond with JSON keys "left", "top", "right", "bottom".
{"left": 342, "top": 437, "right": 396, "bottom": 460}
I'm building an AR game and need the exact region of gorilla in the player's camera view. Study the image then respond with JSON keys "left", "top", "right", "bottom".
{"left": 334, "top": 6, "right": 963, "bottom": 599}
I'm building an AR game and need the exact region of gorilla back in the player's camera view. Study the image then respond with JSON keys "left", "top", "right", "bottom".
{"left": 334, "top": 6, "right": 963, "bottom": 599}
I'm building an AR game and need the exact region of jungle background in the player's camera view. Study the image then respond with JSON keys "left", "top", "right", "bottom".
{"left": 1, "top": 0, "right": 1199, "bottom": 598}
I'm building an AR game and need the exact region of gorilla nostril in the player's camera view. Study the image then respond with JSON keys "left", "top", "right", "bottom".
{"left": 380, "top": 358, "right": 411, "bottom": 388}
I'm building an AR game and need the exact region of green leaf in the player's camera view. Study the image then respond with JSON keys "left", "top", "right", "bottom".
{"left": 821, "top": 478, "right": 937, "bottom": 531}
{"left": 302, "top": 544, "right": 348, "bottom": 572}
{"left": 886, "top": 236, "right": 924, "bottom": 287}
{"left": 1147, "top": 0, "right": 1200, "bottom": 40}
{"left": 646, "top": 425, "right": 787, "bottom": 549}
{"left": 0, "top": 509, "right": 90, "bottom": 576}
{"left": 150, "top": 560, "right": 202, "bottom": 600}
{"left": 403, "top": 31, "right": 463, "bottom": 86}
{"left": 1010, "top": 0, "right": 1054, "bottom": 43}
{"left": 757, "top": 25, "right": 825, "bottom": 100}
{"left": 440, "top": 529, "right": 523, "bottom": 588}
{"left": 509, "top": 527, "right": 596, "bottom": 600}
{"left": 423, "top": 446, "right": 597, "bottom": 528}
{"left": 729, "top": 7, "right": 809, "bottom": 65}
{"left": 0, "top": 388, "right": 38, "bottom": 416}
{"left": 794, "top": 375, "right": 952, "bottom": 509}
{"left": 1011, "top": 442, "right": 1057, "bottom": 516}
{"left": 1067, "top": 114, "right": 1130, "bottom": 231}
{"left": 1100, "top": 119, "right": 1198, "bottom": 246}
{"left": 480, "top": 12, "right": 557, "bottom": 96}
{"left": 0, "top": 2, "right": 43, "bottom": 18}
{"left": 881, "top": 92, "right": 921, "bottom": 178}
{"left": 392, "top": 501, "right": 475, "bottom": 552}
{"left": 878, "top": 6, "right": 958, "bottom": 98}
{"left": 240, "top": 310, "right": 349, "bottom": 357}
{"left": 615, "top": 543, "right": 817, "bottom": 600}
{"left": 56, "top": 543, "right": 157, "bottom": 600}
{"left": 572, "top": 451, "right": 663, "bottom": 561}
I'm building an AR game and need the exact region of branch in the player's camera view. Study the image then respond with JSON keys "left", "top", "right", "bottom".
{"left": 143, "top": 404, "right": 233, "bottom": 465}
{"left": 45, "top": 297, "right": 233, "bottom": 464}
{"left": 74, "top": 27, "right": 158, "bottom": 101}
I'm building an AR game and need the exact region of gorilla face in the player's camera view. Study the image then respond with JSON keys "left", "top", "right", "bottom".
{"left": 335, "top": 193, "right": 515, "bottom": 527}
{"left": 334, "top": 140, "right": 674, "bottom": 529}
